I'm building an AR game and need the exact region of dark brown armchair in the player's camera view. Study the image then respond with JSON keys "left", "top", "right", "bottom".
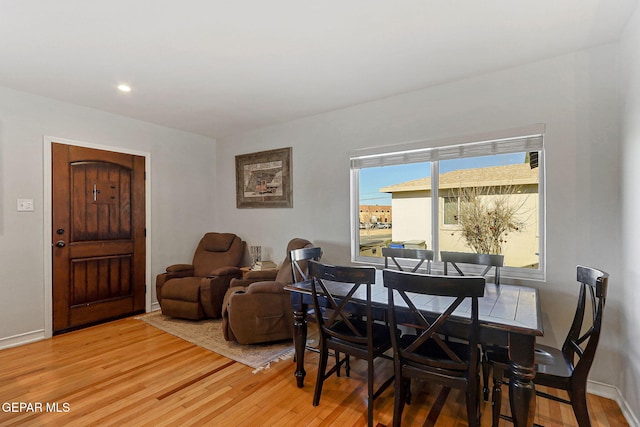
{"left": 221, "top": 238, "right": 314, "bottom": 345}
{"left": 156, "top": 232, "right": 245, "bottom": 320}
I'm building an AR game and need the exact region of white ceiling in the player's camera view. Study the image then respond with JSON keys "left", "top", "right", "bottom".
{"left": 0, "top": 0, "right": 637, "bottom": 139}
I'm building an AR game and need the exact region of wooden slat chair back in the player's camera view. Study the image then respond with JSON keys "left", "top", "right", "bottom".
{"left": 488, "top": 265, "right": 609, "bottom": 427}
{"left": 383, "top": 269, "right": 485, "bottom": 427}
{"left": 309, "top": 260, "right": 394, "bottom": 427}
{"left": 440, "top": 251, "right": 504, "bottom": 285}
{"left": 290, "top": 246, "right": 323, "bottom": 283}
{"left": 382, "top": 247, "right": 434, "bottom": 273}
{"left": 562, "top": 266, "right": 609, "bottom": 372}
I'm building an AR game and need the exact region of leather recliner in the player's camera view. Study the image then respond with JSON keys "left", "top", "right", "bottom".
{"left": 156, "top": 232, "right": 245, "bottom": 320}
{"left": 221, "top": 238, "right": 313, "bottom": 344}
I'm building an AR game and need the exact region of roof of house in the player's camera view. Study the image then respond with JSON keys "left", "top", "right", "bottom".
{"left": 379, "top": 163, "right": 538, "bottom": 193}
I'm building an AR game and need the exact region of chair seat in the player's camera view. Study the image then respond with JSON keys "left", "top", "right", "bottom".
{"left": 401, "top": 335, "right": 476, "bottom": 361}
{"left": 534, "top": 344, "right": 574, "bottom": 380}
{"left": 400, "top": 335, "right": 480, "bottom": 377}
{"left": 162, "top": 277, "right": 202, "bottom": 301}
{"left": 329, "top": 320, "right": 392, "bottom": 352}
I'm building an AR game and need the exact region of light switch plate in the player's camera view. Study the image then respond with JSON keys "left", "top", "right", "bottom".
{"left": 17, "top": 199, "right": 34, "bottom": 211}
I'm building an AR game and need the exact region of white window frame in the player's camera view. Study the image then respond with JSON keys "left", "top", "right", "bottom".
{"left": 349, "top": 125, "right": 546, "bottom": 281}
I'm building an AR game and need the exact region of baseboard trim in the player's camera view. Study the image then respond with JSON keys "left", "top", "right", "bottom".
{"left": 588, "top": 379, "right": 639, "bottom": 427}
{"left": 2, "top": 308, "right": 162, "bottom": 351}
{"left": 0, "top": 329, "right": 46, "bottom": 350}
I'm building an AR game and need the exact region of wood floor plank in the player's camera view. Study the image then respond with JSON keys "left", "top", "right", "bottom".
{"left": 0, "top": 317, "right": 629, "bottom": 426}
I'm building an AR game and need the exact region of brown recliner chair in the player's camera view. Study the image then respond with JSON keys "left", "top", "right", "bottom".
{"left": 221, "top": 238, "right": 313, "bottom": 345}
{"left": 156, "top": 232, "right": 245, "bottom": 320}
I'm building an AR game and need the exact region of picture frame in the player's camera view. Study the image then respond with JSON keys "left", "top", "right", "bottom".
{"left": 235, "top": 147, "right": 292, "bottom": 208}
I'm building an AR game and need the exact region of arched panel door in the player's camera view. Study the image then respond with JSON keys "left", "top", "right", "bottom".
{"left": 52, "top": 143, "right": 145, "bottom": 334}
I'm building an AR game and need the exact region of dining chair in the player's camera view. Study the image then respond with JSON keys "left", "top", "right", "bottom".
{"left": 309, "top": 260, "right": 394, "bottom": 427}
{"left": 384, "top": 269, "right": 485, "bottom": 426}
{"left": 289, "top": 246, "right": 340, "bottom": 370}
{"left": 440, "top": 251, "right": 504, "bottom": 284}
{"left": 440, "top": 250, "right": 504, "bottom": 400}
{"left": 487, "top": 265, "right": 609, "bottom": 427}
{"left": 383, "top": 247, "right": 434, "bottom": 273}
{"left": 384, "top": 247, "right": 437, "bottom": 382}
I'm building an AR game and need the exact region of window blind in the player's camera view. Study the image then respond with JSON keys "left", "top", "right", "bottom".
{"left": 350, "top": 125, "right": 544, "bottom": 169}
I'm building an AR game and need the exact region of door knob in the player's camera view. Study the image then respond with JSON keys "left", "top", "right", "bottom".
{"left": 55, "top": 240, "right": 66, "bottom": 248}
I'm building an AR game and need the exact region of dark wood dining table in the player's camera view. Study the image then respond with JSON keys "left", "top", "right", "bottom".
{"left": 286, "top": 269, "right": 543, "bottom": 427}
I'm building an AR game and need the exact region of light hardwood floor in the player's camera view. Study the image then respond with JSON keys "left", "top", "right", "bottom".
{"left": 0, "top": 317, "right": 629, "bottom": 426}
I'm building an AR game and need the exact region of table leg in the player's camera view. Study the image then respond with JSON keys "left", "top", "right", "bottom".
{"left": 508, "top": 333, "right": 536, "bottom": 427}
{"left": 293, "top": 301, "right": 308, "bottom": 388}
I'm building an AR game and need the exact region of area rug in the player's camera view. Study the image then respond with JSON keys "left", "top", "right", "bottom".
{"left": 136, "top": 311, "right": 297, "bottom": 371}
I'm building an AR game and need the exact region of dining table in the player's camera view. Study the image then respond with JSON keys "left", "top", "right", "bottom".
{"left": 285, "top": 268, "right": 543, "bottom": 427}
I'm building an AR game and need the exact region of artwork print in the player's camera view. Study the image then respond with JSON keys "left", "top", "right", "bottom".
{"left": 235, "top": 147, "right": 292, "bottom": 208}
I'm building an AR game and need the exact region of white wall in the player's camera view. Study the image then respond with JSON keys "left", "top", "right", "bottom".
{"left": 620, "top": 2, "right": 640, "bottom": 422}
{"left": 391, "top": 193, "right": 432, "bottom": 244}
{"left": 0, "top": 86, "right": 217, "bottom": 345}
{"left": 216, "top": 45, "right": 627, "bottom": 407}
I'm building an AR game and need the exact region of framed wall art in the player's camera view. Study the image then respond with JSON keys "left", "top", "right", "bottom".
{"left": 235, "top": 147, "right": 292, "bottom": 208}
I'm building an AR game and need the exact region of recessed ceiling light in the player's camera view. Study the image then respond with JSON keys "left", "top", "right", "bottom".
{"left": 117, "top": 84, "right": 131, "bottom": 92}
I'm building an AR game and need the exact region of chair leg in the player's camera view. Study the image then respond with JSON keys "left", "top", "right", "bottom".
{"left": 465, "top": 396, "right": 477, "bottom": 426}
{"left": 462, "top": 373, "right": 478, "bottom": 427}
{"left": 482, "top": 352, "right": 491, "bottom": 401}
{"left": 571, "top": 388, "right": 592, "bottom": 427}
{"left": 491, "top": 369, "right": 503, "bottom": 427}
{"left": 345, "top": 354, "right": 351, "bottom": 377}
{"left": 335, "top": 351, "right": 340, "bottom": 377}
{"left": 466, "top": 374, "right": 481, "bottom": 427}
{"left": 313, "top": 344, "right": 329, "bottom": 407}
{"left": 367, "top": 357, "right": 374, "bottom": 427}
{"left": 393, "top": 373, "right": 407, "bottom": 427}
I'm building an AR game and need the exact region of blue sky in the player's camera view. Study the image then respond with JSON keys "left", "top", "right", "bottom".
{"left": 359, "top": 152, "right": 526, "bottom": 205}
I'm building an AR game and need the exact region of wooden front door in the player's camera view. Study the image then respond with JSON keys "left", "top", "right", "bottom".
{"left": 52, "top": 143, "right": 146, "bottom": 334}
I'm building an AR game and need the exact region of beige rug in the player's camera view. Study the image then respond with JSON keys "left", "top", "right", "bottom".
{"left": 136, "top": 311, "right": 296, "bottom": 371}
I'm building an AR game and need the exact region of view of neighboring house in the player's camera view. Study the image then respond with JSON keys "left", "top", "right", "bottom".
{"left": 380, "top": 163, "right": 539, "bottom": 268}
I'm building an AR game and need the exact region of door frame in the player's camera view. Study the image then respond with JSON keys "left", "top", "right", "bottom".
{"left": 43, "top": 136, "right": 152, "bottom": 338}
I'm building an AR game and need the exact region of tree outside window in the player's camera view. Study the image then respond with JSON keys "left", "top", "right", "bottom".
{"left": 352, "top": 131, "right": 544, "bottom": 277}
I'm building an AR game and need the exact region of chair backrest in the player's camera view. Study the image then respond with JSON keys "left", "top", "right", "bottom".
{"left": 273, "top": 238, "right": 314, "bottom": 284}
{"left": 382, "top": 247, "right": 434, "bottom": 273}
{"left": 440, "top": 251, "right": 504, "bottom": 284}
{"left": 192, "top": 233, "right": 245, "bottom": 276}
{"left": 308, "top": 260, "right": 377, "bottom": 348}
{"left": 383, "top": 269, "right": 485, "bottom": 374}
{"left": 289, "top": 245, "right": 323, "bottom": 283}
{"left": 563, "top": 265, "right": 608, "bottom": 380}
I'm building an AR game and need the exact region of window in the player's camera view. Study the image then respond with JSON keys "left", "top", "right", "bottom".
{"left": 350, "top": 126, "right": 545, "bottom": 280}
{"left": 443, "top": 196, "right": 460, "bottom": 225}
